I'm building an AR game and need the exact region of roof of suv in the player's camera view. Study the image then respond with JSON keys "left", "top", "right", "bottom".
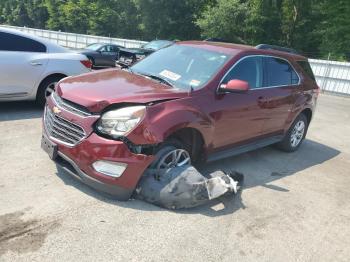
{"left": 178, "top": 41, "right": 307, "bottom": 61}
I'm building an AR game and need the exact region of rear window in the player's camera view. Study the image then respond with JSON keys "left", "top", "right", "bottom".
{"left": 0, "top": 32, "right": 47, "bottom": 53}
{"left": 265, "top": 57, "right": 299, "bottom": 87}
{"left": 297, "top": 60, "right": 316, "bottom": 81}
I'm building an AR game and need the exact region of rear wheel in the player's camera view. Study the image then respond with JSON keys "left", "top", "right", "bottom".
{"left": 36, "top": 75, "right": 64, "bottom": 106}
{"left": 277, "top": 113, "right": 308, "bottom": 152}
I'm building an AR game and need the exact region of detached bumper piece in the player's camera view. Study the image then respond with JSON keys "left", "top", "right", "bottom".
{"left": 135, "top": 166, "right": 244, "bottom": 209}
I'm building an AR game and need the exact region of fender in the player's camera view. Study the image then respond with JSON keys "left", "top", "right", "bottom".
{"left": 127, "top": 96, "right": 214, "bottom": 147}
{"left": 284, "top": 89, "right": 315, "bottom": 133}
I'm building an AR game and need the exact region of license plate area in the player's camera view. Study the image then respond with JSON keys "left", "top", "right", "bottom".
{"left": 41, "top": 135, "right": 58, "bottom": 160}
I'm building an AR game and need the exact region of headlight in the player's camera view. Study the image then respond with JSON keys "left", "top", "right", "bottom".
{"left": 96, "top": 106, "right": 145, "bottom": 137}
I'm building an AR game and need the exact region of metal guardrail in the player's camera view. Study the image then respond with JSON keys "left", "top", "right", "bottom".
{"left": 0, "top": 25, "right": 147, "bottom": 49}
{"left": 1, "top": 25, "right": 349, "bottom": 95}
{"left": 309, "top": 59, "right": 350, "bottom": 95}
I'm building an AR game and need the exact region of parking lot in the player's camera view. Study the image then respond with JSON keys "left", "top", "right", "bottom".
{"left": 0, "top": 94, "right": 349, "bottom": 261}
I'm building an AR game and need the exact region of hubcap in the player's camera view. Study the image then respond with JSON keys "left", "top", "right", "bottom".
{"left": 156, "top": 149, "right": 191, "bottom": 173}
{"left": 45, "top": 82, "right": 57, "bottom": 98}
{"left": 290, "top": 120, "right": 305, "bottom": 147}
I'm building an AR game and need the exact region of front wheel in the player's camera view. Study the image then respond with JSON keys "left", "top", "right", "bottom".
{"left": 277, "top": 114, "right": 308, "bottom": 152}
{"left": 150, "top": 139, "right": 191, "bottom": 180}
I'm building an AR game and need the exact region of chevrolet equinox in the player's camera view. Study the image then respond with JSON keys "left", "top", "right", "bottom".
{"left": 41, "top": 41, "right": 319, "bottom": 200}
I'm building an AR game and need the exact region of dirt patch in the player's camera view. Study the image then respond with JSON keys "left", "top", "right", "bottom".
{"left": 0, "top": 210, "right": 60, "bottom": 256}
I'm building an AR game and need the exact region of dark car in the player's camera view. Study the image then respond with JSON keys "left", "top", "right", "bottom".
{"left": 117, "top": 40, "right": 174, "bottom": 66}
{"left": 80, "top": 43, "right": 123, "bottom": 68}
{"left": 42, "top": 41, "right": 319, "bottom": 200}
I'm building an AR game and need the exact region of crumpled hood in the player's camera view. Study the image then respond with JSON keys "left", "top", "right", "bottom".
{"left": 57, "top": 69, "right": 188, "bottom": 113}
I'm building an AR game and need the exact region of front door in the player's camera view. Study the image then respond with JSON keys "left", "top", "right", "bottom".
{"left": 211, "top": 56, "right": 267, "bottom": 150}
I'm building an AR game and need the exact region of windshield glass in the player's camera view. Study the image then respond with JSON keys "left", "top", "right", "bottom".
{"left": 131, "top": 45, "right": 230, "bottom": 90}
{"left": 142, "top": 40, "right": 173, "bottom": 50}
{"left": 86, "top": 43, "right": 104, "bottom": 51}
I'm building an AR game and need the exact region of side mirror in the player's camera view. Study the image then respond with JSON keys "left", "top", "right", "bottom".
{"left": 218, "top": 79, "right": 250, "bottom": 93}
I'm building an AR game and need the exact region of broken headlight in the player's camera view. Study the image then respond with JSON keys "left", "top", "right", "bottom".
{"left": 96, "top": 106, "right": 145, "bottom": 137}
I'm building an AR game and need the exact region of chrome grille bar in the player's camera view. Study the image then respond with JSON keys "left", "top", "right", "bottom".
{"left": 44, "top": 107, "right": 86, "bottom": 146}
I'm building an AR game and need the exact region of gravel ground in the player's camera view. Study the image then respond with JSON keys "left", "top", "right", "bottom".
{"left": 0, "top": 94, "right": 349, "bottom": 262}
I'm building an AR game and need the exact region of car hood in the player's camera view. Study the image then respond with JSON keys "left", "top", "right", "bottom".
{"left": 56, "top": 69, "right": 188, "bottom": 113}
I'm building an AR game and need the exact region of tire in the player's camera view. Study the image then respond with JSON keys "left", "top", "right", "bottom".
{"left": 277, "top": 113, "right": 308, "bottom": 152}
{"left": 150, "top": 139, "right": 192, "bottom": 180}
{"left": 36, "top": 75, "right": 64, "bottom": 106}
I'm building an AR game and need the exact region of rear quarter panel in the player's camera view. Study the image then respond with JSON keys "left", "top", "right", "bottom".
{"left": 29, "top": 53, "right": 91, "bottom": 99}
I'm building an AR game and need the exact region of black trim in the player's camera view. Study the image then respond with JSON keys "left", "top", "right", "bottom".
{"left": 255, "top": 44, "right": 299, "bottom": 55}
{"left": 207, "top": 135, "right": 283, "bottom": 162}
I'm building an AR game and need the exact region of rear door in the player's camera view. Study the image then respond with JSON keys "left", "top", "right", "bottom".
{"left": 0, "top": 32, "right": 48, "bottom": 98}
{"left": 99, "top": 45, "right": 119, "bottom": 66}
{"left": 260, "top": 56, "right": 300, "bottom": 135}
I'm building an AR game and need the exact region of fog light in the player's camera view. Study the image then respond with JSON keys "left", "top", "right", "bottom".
{"left": 92, "top": 161, "right": 127, "bottom": 178}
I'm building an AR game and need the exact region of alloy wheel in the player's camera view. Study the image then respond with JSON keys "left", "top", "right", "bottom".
{"left": 290, "top": 120, "right": 305, "bottom": 148}
{"left": 156, "top": 149, "right": 191, "bottom": 174}
{"left": 45, "top": 82, "right": 57, "bottom": 97}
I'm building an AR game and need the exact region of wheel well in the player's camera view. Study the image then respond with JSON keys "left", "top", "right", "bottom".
{"left": 167, "top": 128, "right": 205, "bottom": 162}
{"left": 38, "top": 73, "right": 67, "bottom": 89}
{"left": 301, "top": 108, "right": 312, "bottom": 124}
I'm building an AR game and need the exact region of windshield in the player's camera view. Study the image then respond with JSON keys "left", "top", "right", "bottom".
{"left": 131, "top": 45, "right": 230, "bottom": 90}
{"left": 142, "top": 40, "right": 173, "bottom": 50}
{"left": 86, "top": 43, "right": 104, "bottom": 51}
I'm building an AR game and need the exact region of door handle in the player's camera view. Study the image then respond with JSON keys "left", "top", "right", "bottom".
{"left": 30, "top": 61, "right": 43, "bottom": 66}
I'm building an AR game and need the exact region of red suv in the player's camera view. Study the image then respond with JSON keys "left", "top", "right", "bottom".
{"left": 41, "top": 41, "right": 319, "bottom": 200}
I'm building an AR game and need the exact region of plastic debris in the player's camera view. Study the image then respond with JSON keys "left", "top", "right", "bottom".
{"left": 134, "top": 165, "right": 244, "bottom": 209}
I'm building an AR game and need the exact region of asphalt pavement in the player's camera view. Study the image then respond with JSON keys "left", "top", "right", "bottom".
{"left": 0, "top": 94, "right": 349, "bottom": 261}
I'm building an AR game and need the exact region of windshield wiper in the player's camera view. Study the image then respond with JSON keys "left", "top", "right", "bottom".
{"left": 140, "top": 73, "right": 174, "bottom": 87}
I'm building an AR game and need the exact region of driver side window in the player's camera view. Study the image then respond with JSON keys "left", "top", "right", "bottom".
{"left": 223, "top": 56, "right": 263, "bottom": 89}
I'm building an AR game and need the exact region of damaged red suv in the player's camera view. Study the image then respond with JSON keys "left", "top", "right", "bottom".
{"left": 41, "top": 41, "right": 319, "bottom": 200}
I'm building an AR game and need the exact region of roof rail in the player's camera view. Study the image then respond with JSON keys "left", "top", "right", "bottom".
{"left": 255, "top": 44, "right": 299, "bottom": 55}
{"left": 204, "top": 38, "right": 231, "bottom": 43}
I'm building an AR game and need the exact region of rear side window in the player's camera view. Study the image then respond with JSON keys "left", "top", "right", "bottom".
{"left": 297, "top": 60, "right": 315, "bottom": 81}
{"left": 265, "top": 57, "right": 299, "bottom": 86}
{"left": 0, "top": 32, "right": 47, "bottom": 52}
{"left": 223, "top": 56, "right": 263, "bottom": 89}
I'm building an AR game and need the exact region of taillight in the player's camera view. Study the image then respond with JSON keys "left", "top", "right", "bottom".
{"left": 80, "top": 60, "right": 92, "bottom": 69}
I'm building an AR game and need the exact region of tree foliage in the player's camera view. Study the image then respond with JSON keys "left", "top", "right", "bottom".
{"left": 0, "top": 0, "right": 349, "bottom": 59}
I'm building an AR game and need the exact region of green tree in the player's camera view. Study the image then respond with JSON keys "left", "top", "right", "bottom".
{"left": 136, "top": 0, "right": 209, "bottom": 40}
{"left": 318, "top": 0, "right": 350, "bottom": 60}
{"left": 196, "top": 0, "right": 249, "bottom": 43}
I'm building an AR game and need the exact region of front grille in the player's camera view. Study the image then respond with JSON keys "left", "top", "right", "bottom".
{"left": 44, "top": 107, "right": 86, "bottom": 146}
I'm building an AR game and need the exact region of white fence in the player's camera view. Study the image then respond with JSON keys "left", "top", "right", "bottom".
{"left": 0, "top": 25, "right": 147, "bottom": 49}
{"left": 1, "top": 25, "right": 350, "bottom": 95}
{"left": 309, "top": 59, "right": 350, "bottom": 95}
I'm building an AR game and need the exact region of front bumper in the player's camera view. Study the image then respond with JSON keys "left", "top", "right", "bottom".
{"left": 55, "top": 151, "right": 134, "bottom": 200}
{"left": 42, "top": 97, "right": 155, "bottom": 200}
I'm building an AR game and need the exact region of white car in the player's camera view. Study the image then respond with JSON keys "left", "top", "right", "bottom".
{"left": 0, "top": 27, "right": 92, "bottom": 105}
